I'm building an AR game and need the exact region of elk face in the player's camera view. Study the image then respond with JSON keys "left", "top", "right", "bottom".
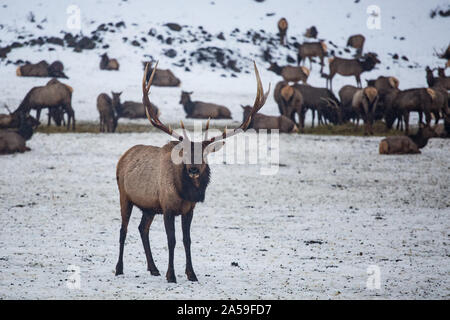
{"left": 179, "top": 91, "right": 193, "bottom": 105}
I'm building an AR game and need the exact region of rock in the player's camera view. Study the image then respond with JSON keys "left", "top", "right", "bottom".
{"left": 164, "top": 49, "right": 177, "bottom": 58}
{"left": 165, "top": 23, "right": 182, "bottom": 32}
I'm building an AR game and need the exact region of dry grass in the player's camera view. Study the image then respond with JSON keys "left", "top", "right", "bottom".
{"left": 36, "top": 120, "right": 405, "bottom": 137}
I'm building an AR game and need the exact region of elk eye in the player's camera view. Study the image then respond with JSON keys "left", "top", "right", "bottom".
{"left": 188, "top": 167, "right": 199, "bottom": 174}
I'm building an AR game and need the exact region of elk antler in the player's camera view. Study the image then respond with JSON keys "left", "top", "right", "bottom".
{"left": 143, "top": 61, "right": 184, "bottom": 141}
{"left": 203, "top": 61, "right": 270, "bottom": 145}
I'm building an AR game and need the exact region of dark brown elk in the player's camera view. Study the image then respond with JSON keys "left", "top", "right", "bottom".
{"left": 267, "top": 63, "right": 309, "bottom": 83}
{"left": 0, "top": 113, "right": 37, "bottom": 155}
{"left": 279, "top": 85, "right": 304, "bottom": 129}
{"left": 293, "top": 83, "right": 341, "bottom": 128}
{"left": 16, "top": 60, "right": 68, "bottom": 78}
{"left": 277, "top": 18, "right": 288, "bottom": 45}
{"left": 379, "top": 124, "right": 437, "bottom": 154}
{"left": 426, "top": 66, "right": 450, "bottom": 90}
{"left": 100, "top": 53, "right": 119, "bottom": 70}
{"left": 385, "top": 88, "right": 435, "bottom": 134}
{"left": 143, "top": 62, "right": 181, "bottom": 87}
{"left": 297, "top": 41, "right": 327, "bottom": 72}
{"left": 114, "top": 62, "right": 269, "bottom": 282}
{"left": 352, "top": 87, "right": 379, "bottom": 135}
{"left": 97, "top": 93, "right": 117, "bottom": 133}
{"left": 14, "top": 79, "right": 75, "bottom": 130}
{"left": 112, "top": 92, "right": 160, "bottom": 119}
{"left": 338, "top": 85, "right": 359, "bottom": 123}
{"left": 179, "top": 91, "right": 232, "bottom": 119}
{"left": 303, "top": 26, "right": 318, "bottom": 39}
{"left": 327, "top": 53, "right": 380, "bottom": 91}
{"left": 241, "top": 105, "right": 297, "bottom": 133}
{"left": 346, "top": 34, "right": 365, "bottom": 57}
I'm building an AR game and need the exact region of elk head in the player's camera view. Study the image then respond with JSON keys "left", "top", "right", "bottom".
{"left": 143, "top": 61, "right": 270, "bottom": 187}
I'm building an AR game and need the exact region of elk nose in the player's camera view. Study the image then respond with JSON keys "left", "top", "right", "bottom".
{"left": 188, "top": 167, "right": 199, "bottom": 175}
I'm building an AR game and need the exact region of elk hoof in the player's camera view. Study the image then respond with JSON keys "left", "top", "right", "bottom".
{"left": 115, "top": 262, "right": 123, "bottom": 276}
{"left": 186, "top": 271, "right": 198, "bottom": 282}
{"left": 166, "top": 270, "right": 177, "bottom": 283}
{"left": 149, "top": 268, "right": 160, "bottom": 276}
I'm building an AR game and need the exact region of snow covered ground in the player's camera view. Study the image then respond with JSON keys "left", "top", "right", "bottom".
{"left": 0, "top": 132, "right": 449, "bottom": 299}
{"left": 0, "top": 0, "right": 449, "bottom": 300}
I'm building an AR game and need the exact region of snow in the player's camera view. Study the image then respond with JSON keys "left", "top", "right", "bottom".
{"left": 0, "top": 133, "right": 449, "bottom": 299}
{"left": 0, "top": 0, "right": 449, "bottom": 124}
{"left": 0, "top": 0, "right": 449, "bottom": 299}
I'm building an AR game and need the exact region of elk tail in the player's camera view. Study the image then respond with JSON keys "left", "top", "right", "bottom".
{"left": 16, "top": 67, "right": 22, "bottom": 76}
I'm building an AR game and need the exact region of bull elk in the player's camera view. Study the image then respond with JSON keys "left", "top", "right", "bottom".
{"left": 115, "top": 61, "right": 269, "bottom": 283}
{"left": 277, "top": 18, "right": 288, "bottom": 45}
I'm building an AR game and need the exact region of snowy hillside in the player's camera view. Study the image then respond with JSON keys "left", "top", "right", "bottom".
{"left": 0, "top": 0, "right": 449, "bottom": 123}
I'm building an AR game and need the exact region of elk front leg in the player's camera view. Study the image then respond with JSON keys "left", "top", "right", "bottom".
{"left": 164, "top": 213, "right": 177, "bottom": 283}
{"left": 182, "top": 210, "right": 197, "bottom": 282}
{"left": 139, "top": 210, "right": 160, "bottom": 276}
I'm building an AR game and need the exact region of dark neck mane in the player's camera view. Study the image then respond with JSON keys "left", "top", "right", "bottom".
{"left": 178, "top": 165, "right": 211, "bottom": 203}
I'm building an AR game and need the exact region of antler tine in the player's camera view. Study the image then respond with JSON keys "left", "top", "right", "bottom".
{"left": 204, "top": 118, "right": 211, "bottom": 140}
{"left": 203, "top": 62, "right": 270, "bottom": 145}
{"left": 180, "top": 120, "right": 189, "bottom": 141}
{"left": 143, "top": 61, "right": 184, "bottom": 141}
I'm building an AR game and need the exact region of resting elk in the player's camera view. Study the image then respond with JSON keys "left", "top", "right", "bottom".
{"left": 115, "top": 62, "right": 269, "bottom": 283}
{"left": 100, "top": 53, "right": 119, "bottom": 70}
{"left": 267, "top": 63, "right": 309, "bottom": 83}
{"left": 379, "top": 124, "right": 437, "bottom": 154}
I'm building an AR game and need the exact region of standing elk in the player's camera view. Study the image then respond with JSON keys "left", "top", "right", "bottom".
{"left": 379, "top": 124, "right": 437, "bottom": 154}
{"left": 16, "top": 60, "right": 68, "bottom": 78}
{"left": 267, "top": 63, "right": 309, "bottom": 83}
{"left": 97, "top": 93, "right": 117, "bottom": 133}
{"left": 112, "top": 91, "right": 160, "bottom": 120}
{"left": 179, "top": 91, "right": 232, "bottom": 119}
{"left": 14, "top": 78, "right": 75, "bottom": 130}
{"left": 338, "top": 85, "right": 360, "bottom": 123}
{"left": 352, "top": 87, "right": 379, "bottom": 135}
{"left": 143, "top": 62, "right": 181, "bottom": 87}
{"left": 297, "top": 41, "right": 327, "bottom": 73}
{"left": 304, "top": 26, "right": 318, "bottom": 39}
{"left": 241, "top": 105, "right": 297, "bottom": 133}
{"left": 327, "top": 53, "right": 380, "bottom": 91}
{"left": 346, "top": 34, "right": 365, "bottom": 57}
{"left": 114, "top": 61, "right": 269, "bottom": 282}
{"left": 293, "top": 83, "right": 341, "bottom": 128}
{"left": 277, "top": 18, "right": 288, "bottom": 45}
{"left": 279, "top": 85, "right": 304, "bottom": 129}
{"left": 100, "top": 53, "right": 119, "bottom": 70}
{"left": 385, "top": 88, "right": 434, "bottom": 135}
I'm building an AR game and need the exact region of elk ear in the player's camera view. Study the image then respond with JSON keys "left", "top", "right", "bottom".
{"left": 203, "top": 141, "right": 225, "bottom": 156}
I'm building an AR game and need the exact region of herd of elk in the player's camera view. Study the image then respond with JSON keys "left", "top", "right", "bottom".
{"left": 114, "top": 62, "right": 269, "bottom": 282}
{"left": 179, "top": 91, "right": 232, "bottom": 119}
